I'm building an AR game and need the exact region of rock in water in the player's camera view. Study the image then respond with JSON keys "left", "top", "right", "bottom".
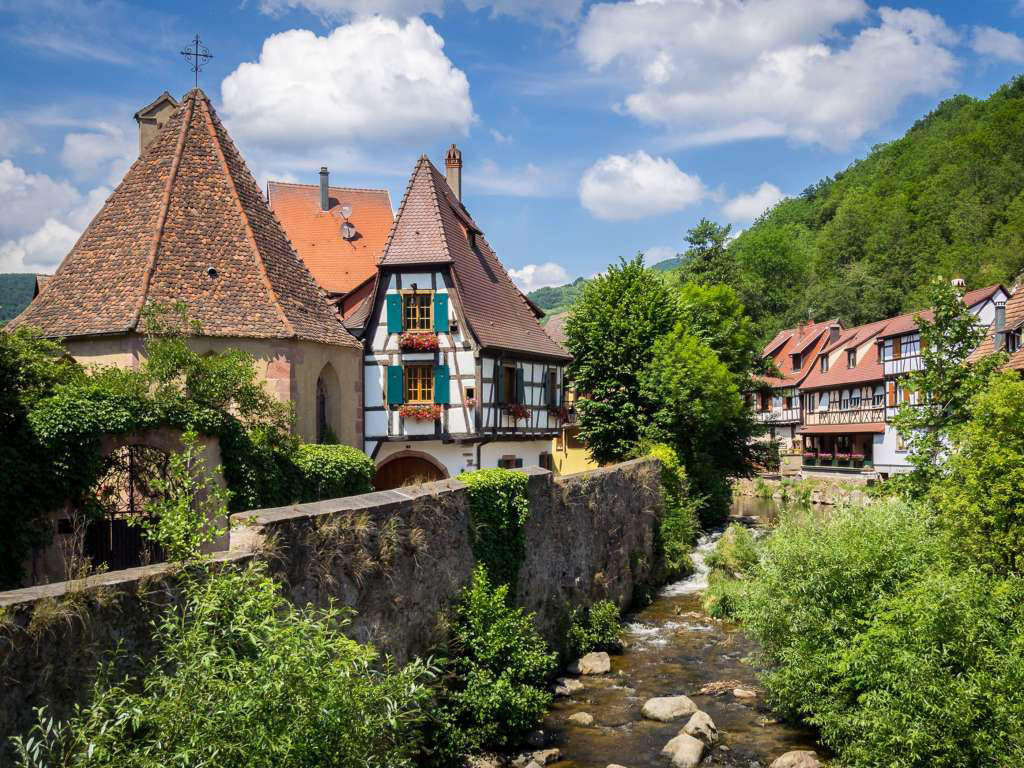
{"left": 568, "top": 651, "right": 611, "bottom": 675}
{"left": 553, "top": 677, "right": 584, "bottom": 696}
{"left": 532, "top": 748, "right": 561, "bottom": 765}
{"left": 607, "top": 765, "right": 629, "bottom": 768}
{"left": 682, "top": 710, "right": 718, "bottom": 746}
{"left": 568, "top": 712, "right": 595, "bottom": 726}
{"left": 770, "top": 750, "right": 821, "bottom": 768}
{"left": 732, "top": 687, "right": 757, "bottom": 700}
{"left": 641, "top": 695, "right": 698, "bottom": 721}
{"left": 660, "top": 732, "right": 705, "bottom": 768}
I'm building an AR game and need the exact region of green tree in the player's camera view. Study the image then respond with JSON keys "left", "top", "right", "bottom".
{"left": 565, "top": 255, "right": 678, "bottom": 463}
{"left": 932, "top": 373, "right": 1024, "bottom": 575}
{"left": 674, "top": 281, "right": 766, "bottom": 379}
{"left": 674, "top": 218, "right": 734, "bottom": 286}
{"left": 890, "top": 278, "right": 1005, "bottom": 497}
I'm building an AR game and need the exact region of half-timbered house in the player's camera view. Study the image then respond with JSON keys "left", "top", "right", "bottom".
{"left": 340, "top": 146, "right": 572, "bottom": 489}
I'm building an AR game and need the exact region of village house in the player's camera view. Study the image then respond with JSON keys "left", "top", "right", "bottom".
{"left": 272, "top": 147, "right": 571, "bottom": 489}
{"left": 10, "top": 89, "right": 364, "bottom": 448}
{"left": 755, "top": 318, "right": 838, "bottom": 471}
{"left": 971, "top": 282, "right": 1024, "bottom": 369}
{"left": 541, "top": 311, "right": 597, "bottom": 475}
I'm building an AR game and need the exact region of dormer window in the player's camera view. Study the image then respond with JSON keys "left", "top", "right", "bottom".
{"left": 892, "top": 336, "right": 902, "bottom": 360}
{"left": 820, "top": 355, "right": 829, "bottom": 373}
{"left": 1008, "top": 329, "right": 1022, "bottom": 354}
{"left": 791, "top": 353, "right": 801, "bottom": 371}
{"left": 847, "top": 349, "right": 856, "bottom": 368}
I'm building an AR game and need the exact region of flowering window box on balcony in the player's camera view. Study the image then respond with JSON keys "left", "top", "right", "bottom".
{"left": 835, "top": 452, "right": 851, "bottom": 464}
{"left": 802, "top": 451, "right": 817, "bottom": 465}
{"left": 399, "top": 331, "right": 440, "bottom": 352}
{"left": 850, "top": 452, "right": 866, "bottom": 466}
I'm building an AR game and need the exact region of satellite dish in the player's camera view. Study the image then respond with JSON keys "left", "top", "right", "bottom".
{"left": 342, "top": 222, "right": 356, "bottom": 240}
{"left": 340, "top": 204, "right": 352, "bottom": 219}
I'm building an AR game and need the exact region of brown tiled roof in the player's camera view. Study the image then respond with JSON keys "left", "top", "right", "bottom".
{"left": 11, "top": 90, "right": 358, "bottom": 349}
{"left": 760, "top": 319, "right": 835, "bottom": 388}
{"left": 963, "top": 283, "right": 1006, "bottom": 308}
{"left": 800, "top": 318, "right": 889, "bottom": 390}
{"left": 380, "top": 156, "right": 570, "bottom": 361}
{"left": 268, "top": 181, "right": 392, "bottom": 295}
{"left": 545, "top": 311, "right": 568, "bottom": 346}
{"left": 878, "top": 283, "right": 1006, "bottom": 339}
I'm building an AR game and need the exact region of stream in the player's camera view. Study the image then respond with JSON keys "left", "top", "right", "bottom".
{"left": 541, "top": 496, "right": 820, "bottom": 768}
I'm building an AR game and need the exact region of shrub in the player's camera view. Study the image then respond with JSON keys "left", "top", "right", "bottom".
{"left": 461, "top": 469, "right": 531, "bottom": 590}
{"left": 736, "top": 500, "right": 946, "bottom": 723}
{"left": 432, "top": 566, "right": 556, "bottom": 758}
{"left": 646, "top": 443, "right": 701, "bottom": 577}
{"left": 705, "top": 523, "right": 758, "bottom": 578}
{"left": 704, "top": 570, "right": 746, "bottom": 619}
{"left": 292, "top": 443, "right": 375, "bottom": 503}
{"left": 12, "top": 562, "right": 435, "bottom": 768}
{"left": 569, "top": 599, "right": 622, "bottom": 655}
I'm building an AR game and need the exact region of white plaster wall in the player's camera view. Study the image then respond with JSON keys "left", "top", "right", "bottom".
{"left": 873, "top": 426, "right": 912, "bottom": 474}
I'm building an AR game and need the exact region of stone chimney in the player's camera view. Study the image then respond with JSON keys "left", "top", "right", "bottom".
{"left": 319, "top": 167, "right": 330, "bottom": 212}
{"left": 133, "top": 91, "right": 179, "bottom": 157}
{"left": 994, "top": 300, "right": 1007, "bottom": 351}
{"left": 951, "top": 277, "right": 966, "bottom": 291}
{"left": 445, "top": 143, "right": 462, "bottom": 201}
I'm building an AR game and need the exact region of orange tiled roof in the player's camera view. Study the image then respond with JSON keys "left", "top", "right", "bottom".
{"left": 760, "top": 319, "right": 835, "bottom": 388}
{"left": 878, "top": 283, "right": 1006, "bottom": 339}
{"left": 378, "top": 155, "right": 570, "bottom": 361}
{"left": 971, "top": 284, "right": 1024, "bottom": 369}
{"left": 268, "top": 182, "right": 392, "bottom": 296}
{"left": 544, "top": 311, "right": 568, "bottom": 346}
{"left": 10, "top": 90, "right": 358, "bottom": 349}
{"left": 800, "top": 318, "right": 889, "bottom": 390}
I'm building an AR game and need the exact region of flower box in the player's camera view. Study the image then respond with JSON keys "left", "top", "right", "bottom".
{"left": 465, "top": 397, "right": 478, "bottom": 409}
{"left": 399, "top": 331, "right": 439, "bottom": 352}
{"left": 505, "top": 404, "right": 530, "bottom": 421}
{"left": 817, "top": 452, "right": 833, "bottom": 461}
{"left": 835, "top": 452, "right": 851, "bottom": 461}
{"left": 802, "top": 451, "right": 817, "bottom": 461}
{"left": 850, "top": 452, "right": 866, "bottom": 461}
{"left": 399, "top": 404, "right": 442, "bottom": 421}
{"left": 547, "top": 404, "right": 570, "bottom": 423}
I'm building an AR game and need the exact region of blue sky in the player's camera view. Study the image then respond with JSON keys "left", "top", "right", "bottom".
{"left": 1, "top": 1, "right": 1023, "bottom": 291}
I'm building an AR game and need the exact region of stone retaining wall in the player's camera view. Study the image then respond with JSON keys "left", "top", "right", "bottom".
{"left": 0, "top": 459, "right": 665, "bottom": 749}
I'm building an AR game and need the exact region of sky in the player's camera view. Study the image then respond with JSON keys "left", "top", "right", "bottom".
{"left": 1, "top": 1, "right": 1023, "bottom": 293}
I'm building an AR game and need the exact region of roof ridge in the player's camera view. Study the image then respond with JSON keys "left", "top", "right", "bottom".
{"left": 131, "top": 90, "right": 194, "bottom": 332}
{"left": 267, "top": 179, "right": 391, "bottom": 194}
{"left": 199, "top": 92, "right": 295, "bottom": 338}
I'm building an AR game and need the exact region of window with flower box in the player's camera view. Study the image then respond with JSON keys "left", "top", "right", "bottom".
{"left": 404, "top": 364, "right": 434, "bottom": 404}
{"left": 402, "top": 292, "right": 433, "bottom": 331}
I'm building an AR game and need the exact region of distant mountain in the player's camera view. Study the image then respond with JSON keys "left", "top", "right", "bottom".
{"left": 651, "top": 256, "right": 684, "bottom": 272}
{"left": 0, "top": 274, "right": 37, "bottom": 325}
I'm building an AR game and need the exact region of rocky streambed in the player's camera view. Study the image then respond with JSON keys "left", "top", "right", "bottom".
{"left": 537, "top": 507, "right": 823, "bottom": 768}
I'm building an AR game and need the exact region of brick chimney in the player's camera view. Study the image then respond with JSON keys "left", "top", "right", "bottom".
{"left": 445, "top": 143, "right": 462, "bottom": 201}
{"left": 319, "top": 167, "right": 329, "bottom": 212}
{"left": 951, "top": 277, "right": 966, "bottom": 291}
{"left": 994, "top": 300, "right": 1007, "bottom": 351}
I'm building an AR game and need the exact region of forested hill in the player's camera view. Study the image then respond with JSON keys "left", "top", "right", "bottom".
{"left": 0, "top": 273, "right": 37, "bottom": 325}
{"left": 723, "top": 76, "right": 1024, "bottom": 338}
{"left": 532, "top": 76, "right": 1024, "bottom": 340}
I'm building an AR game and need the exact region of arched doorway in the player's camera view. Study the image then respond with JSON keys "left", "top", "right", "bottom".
{"left": 315, "top": 362, "right": 341, "bottom": 443}
{"left": 374, "top": 452, "right": 447, "bottom": 491}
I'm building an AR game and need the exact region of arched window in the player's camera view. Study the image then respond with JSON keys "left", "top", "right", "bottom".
{"left": 315, "top": 363, "right": 341, "bottom": 444}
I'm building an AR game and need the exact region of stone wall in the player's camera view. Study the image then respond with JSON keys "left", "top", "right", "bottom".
{"left": 0, "top": 458, "right": 664, "bottom": 749}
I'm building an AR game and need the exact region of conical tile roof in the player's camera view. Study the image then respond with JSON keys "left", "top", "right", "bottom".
{"left": 12, "top": 90, "right": 358, "bottom": 348}
{"left": 380, "top": 156, "right": 570, "bottom": 361}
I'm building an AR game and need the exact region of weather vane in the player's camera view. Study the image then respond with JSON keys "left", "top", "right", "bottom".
{"left": 180, "top": 34, "right": 213, "bottom": 89}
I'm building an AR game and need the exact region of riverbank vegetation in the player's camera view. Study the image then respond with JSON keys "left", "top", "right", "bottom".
{"left": 707, "top": 298, "right": 1024, "bottom": 766}
{"left": 566, "top": 257, "right": 769, "bottom": 525}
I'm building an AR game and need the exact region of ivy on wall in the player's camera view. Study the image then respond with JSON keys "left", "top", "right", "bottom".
{"left": 460, "top": 469, "right": 531, "bottom": 591}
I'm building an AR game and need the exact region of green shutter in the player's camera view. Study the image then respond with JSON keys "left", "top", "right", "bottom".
{"left": 386, "top": 294, "right": 403, "bottom": 334}
{"left": 515, "top": 368, "right": 525, "bottom": 405}
{"left": 434, "top": 364, "right": 450, "bottom": 404}
{"left": 433, "top": 293, "right": 449, "bottom": 333}
{"left": 387, "top": 365, "right": 404, "bottom": 405}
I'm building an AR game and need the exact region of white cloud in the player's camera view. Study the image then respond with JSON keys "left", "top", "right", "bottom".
{"left": 0, "top": 159, "right": 110, "bottom": 272}
{"left": 490, "top": 128, "right": 512, "bottom": 143}
{"left": 971, "top": 26, "right": 1024, "bottom": 64}
{"left": 508, "top": 262, "right": 571, "bottom": 292}
{"left": 723, "top": 182, "right": 786, "bottom": 223}
{"left": 579, "top": 151, "right": 707, "bottom": 221}
{"left": 463, "top": 0, "right": 582, "bottom": 24}
{"left": 221, "top": 18, "right": 474, "bottom": 159}
{"left": 60, "top": 124, "right": 134, "bottom": 185}
{"left": 578, "top": 1, "right": 960, "bottom": 149}
{"left": 471, "top": 159, "right": 560, "bottom": 197}
{"left": 643, "top": 245, "right": 677, "bottom": 266}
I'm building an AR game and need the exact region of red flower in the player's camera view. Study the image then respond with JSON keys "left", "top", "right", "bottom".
{"left": 399, "top": 332, "right": 439, "bottom": 352}
{"left": 505, "top": 404, "right": 530, "bottom": 421}
{"left": 399, "top": 404, "right": 442, "bottom": 421}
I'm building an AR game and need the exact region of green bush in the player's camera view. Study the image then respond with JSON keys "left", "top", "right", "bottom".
{"left": 569, "top": 599, "right": 622, "bottom": 655}
{"left": 461, "top": 469, "right": 531, "bottom": 590}
{"left": 705, "top": 523, "right": 758, "bottom": 577}
{"left": 736, "top": 501, "right": 945, "bottom": 723}
{"left": 646, "top": 443, "right": 701, "bottom": 577}
{"left": 432, "top": 566, "right": 556, "bottom": 759}
{"left": 13, "top": 562, "right": 435, "bottom": 768}
{"left": 704, "top": 570, "right": 746, "bottom": 619}
{"left": 293, "top": 443, "right": 375, "bottom": 503}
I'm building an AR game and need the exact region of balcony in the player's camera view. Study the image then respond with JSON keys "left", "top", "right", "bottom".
{"left": 883, "top": 356, "right": 923, "bottom": 376}
{"left": 804, "top": 404, "right": 885, "bottom": 426}
{"left": 754, "top": 407, "right": 800, "bottom": 424}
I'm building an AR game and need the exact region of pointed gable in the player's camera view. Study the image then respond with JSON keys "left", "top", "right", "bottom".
{"left": 381, "top": 156, "right": 570, "bottom": 361}
{"left": 12, "top": 90, "right": 357, "bottom": 349}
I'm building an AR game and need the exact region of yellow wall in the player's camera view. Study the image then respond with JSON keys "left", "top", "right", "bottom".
{"left": 551, "top": 425, "right": 599, "bottom": 475}
{"left": 63, "top": 334, "right": 362, "bottom": 447}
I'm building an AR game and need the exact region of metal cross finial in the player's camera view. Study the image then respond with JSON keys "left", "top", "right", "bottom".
{"left": 180, "top": 34, "right": 213, "bottom": 89}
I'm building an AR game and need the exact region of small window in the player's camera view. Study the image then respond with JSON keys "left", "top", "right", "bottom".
{"left": 791, "top": 353, "right": 800, "bottom": 371}
{"left": 404, "top": 364, "right": 434, "bottom": 403}
{"left": 464, "top": 385, "right": 475, "bottom": 401}
{"left": 892, "top": 337, "right": 902, "bottom": 360}
{"left": 820, "top": 355, "right": 829, "bottom": 373}
{"left": 847, "top": 349, "right": 856, "bottom": 368}
{"left": 546, "top": 369, "right": 559, "bottom": 407}
{"left": 1008, "top": 330, "right": 1022, "bottom": 354}
{"left": 502, "top": 365, "right": 518, "bottom": 404}
{"left": 498, "top": 455, "right": 523, "bottom": 469}
{"left": 402, "top": 291, "right": 433, "bottom": 331}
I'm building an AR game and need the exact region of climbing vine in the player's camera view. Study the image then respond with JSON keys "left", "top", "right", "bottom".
{"left": 460, "top": 468, "right": 530, "bottom": 591}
